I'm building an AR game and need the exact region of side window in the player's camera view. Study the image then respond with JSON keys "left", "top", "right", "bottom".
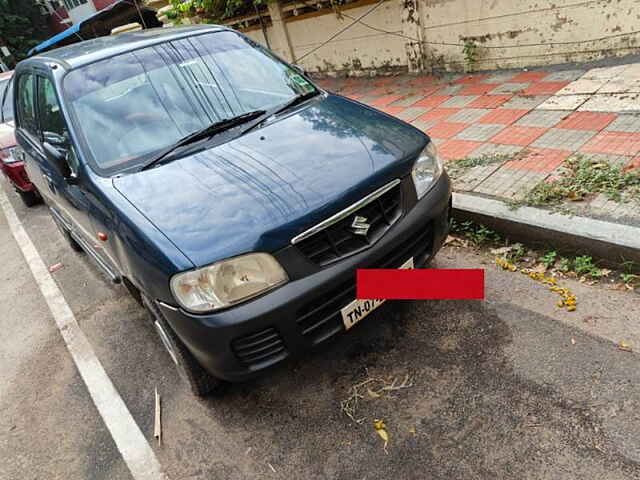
{"left": 37, "top": 76, "right": 79, "bottom": 174}
{"left": 37, "top": 77, "right": 67, "bottom": 138}
{"left": 16, "top": 74, "right": 38, "bottom": 136}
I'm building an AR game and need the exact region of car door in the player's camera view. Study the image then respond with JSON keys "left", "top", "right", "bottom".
{"left": 34, "top": 73, "right": 99, "bottom": 252}
{"left": 14, "top": 72, "right": 47, "bottom": 194}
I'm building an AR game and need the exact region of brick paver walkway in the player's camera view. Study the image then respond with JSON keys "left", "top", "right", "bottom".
{"left": 315, "top": 64, "right": 640, "bottom": 223}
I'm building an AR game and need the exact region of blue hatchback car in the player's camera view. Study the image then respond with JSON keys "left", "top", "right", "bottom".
{"left": 14, "top": 26, "right": 451, "bottom": 395}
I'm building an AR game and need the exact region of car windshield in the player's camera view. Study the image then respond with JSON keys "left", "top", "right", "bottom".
{"left": 0, "top": 79, "right": 13, "bottom": 123}
{"left": 63, "top": 31, "right": 317, "bottom": 175}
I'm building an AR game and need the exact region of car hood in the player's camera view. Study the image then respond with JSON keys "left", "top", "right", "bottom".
{"left": 113, "top": 94, "right": 426, "bottom": 267}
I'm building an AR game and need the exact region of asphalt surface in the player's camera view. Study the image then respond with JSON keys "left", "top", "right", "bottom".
{"left": 1, "top": 179, "right": 640, "bottom": 479}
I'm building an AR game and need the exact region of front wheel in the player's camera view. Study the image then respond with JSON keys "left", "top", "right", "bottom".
{"left": 142, "top": 294, "right": 223, "bottom": 397}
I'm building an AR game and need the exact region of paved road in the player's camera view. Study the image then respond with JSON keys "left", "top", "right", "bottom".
{"left": 1, "top": 180, "right": 639, "bottom": 479}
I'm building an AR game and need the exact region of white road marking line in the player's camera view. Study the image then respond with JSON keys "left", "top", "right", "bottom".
{"left": 0, "top": 190, "right": 168, "bottom": 480}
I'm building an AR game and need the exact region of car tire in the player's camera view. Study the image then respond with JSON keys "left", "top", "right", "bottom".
{"left": 17, "top": 189, "right": 39, "bottom": 207}
{"left": 142, "top": 294, "right": 223, "bottom": 397}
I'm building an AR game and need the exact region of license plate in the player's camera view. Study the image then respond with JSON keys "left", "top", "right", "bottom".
{"left": 341, "top": 257, "right": 414, "bottom": 330}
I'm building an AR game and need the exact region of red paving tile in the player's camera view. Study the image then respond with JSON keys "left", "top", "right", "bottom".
{"left": 380, "top": 106, "right": 406, "bottom": 116}
{"left": 427, "top": 122, "right": 469, "bottom": 139}
{"left": 369, "top": 94, "right": 404, "bottom": 107}
{"left": 413, "top": 95, "right": 451, "bottom": 109}
{"left": 416, "top": 85, "right": 442, "bottom": 96}
{"left": 522, "top": 82, "right": 569, "bottom": 95}
{"left": 478, "top": 109, "right": 529, "bottom": 125}
{"left": 504, "top": 147, "right": 571, "bottom": 173}
{"left": 556, "top": 112, "right": 617, "bottom": 131}
{"left": 580, "top": 131, "right": 640, "bottom": 156}
{"left": 416, "top": 108, "right": 461, "bottom": 122}
{"left": 510, "top": 71, "right": 551, "bottom": 83}
{"left": 368, "top": 86, "right": 395, "bottom": 96}
{"left": 460, "top": 83, "right": 500, "bottom": 95}
{"left": 490, "top": 126, "right": 548, "bottom": 146}
{"left": 438, "top": 139, "right": 484, "bottom": 160}
{"left": 409, "top": 75, "right": 439, "bottom": 86}
{"left": 455, "top": 74, "right": 490, "bottom": 84}
{"left": 374, "top": 76, "right": 396, "bottom": 87}
{"left": 345, "top": 93, "right": 364, "bottom": 100}
{"left": 468, "top": 95, "right": 512, "bottom": 109}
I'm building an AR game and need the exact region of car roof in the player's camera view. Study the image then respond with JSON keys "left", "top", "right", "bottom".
{"left": 24, "top": 25, "right": 227, "bottom": 71}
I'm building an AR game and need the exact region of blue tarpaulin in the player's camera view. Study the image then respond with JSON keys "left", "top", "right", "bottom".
{"left": 28, "top": 23, "right": 82, "bottom": 56}
{"left": 28, "top": 0, "right": 161, "bottom": 57}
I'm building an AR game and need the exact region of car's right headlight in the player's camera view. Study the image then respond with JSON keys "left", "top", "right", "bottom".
{"left": 170, "top": 253, "right": 288, "bottom": 313}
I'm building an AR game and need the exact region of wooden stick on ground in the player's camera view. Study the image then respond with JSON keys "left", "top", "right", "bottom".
{"left": 154, "top": 387, "right": 162, "bottom": 446}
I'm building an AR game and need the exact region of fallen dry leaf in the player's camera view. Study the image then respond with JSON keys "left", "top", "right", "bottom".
{"left": 373, "top": 419, "right": 389, "bottom": 452}
{"left": 531, "top": 263, "right": 547, "bottom": 274}
{"left": 490, "top": 245, "right": 516, "bottom": 256}
{"left": 618, "top": 341, "right": 633, "bottom": 352}
{"left": 571, "top": 338, "right": 576, "bottom": 345}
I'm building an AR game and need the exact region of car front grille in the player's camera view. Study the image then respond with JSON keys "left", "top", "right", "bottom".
{"left": 294, "top": 182, "right": 403, "bottom": 266}
{"left": 231, "top": 327, "right": 288, "bottom": 368}
{"left": 297, "top": 222, "right": 434, "bottom": 345}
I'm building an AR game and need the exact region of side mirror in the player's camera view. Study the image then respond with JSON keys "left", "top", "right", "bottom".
{"left": 43, "top": 141, "right": 73, "bottom": 181}
{"left": 292, "top": 64, "right": 305, "bottom": 75}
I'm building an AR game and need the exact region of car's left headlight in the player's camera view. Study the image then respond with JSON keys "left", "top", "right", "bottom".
{"left": 170, "top": 253, "right": 288, "bottom": 313}
{"left": 411, "top": 142, "right": 443, "bottom": 199}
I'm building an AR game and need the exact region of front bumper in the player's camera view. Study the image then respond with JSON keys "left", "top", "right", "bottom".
{"left": 159, "top": 173, "right": 452, "bottom": 381}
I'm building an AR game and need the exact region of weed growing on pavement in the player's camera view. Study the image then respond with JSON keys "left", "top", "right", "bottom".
{"left": 573, "top": 255, "right": 604, "bottom": 278}
{"left": 447, "top": 152, "right": 515, "bottom": 179}
{"left": 540, "top": 251, "right": 558, "bottom": 269}
{"left": 450, "top": 219, "right": 501, "bottom": 245}
{"left": 507, "top": 155, "right": 640, "bottom": 209}
{"left": 558, "top": 257, "right": 572, "bottom": 272}
{"left": 447, "top": 219, "right": 636, "bottom": 291}
{"left": 621, "top": 273, "right": 640, "bottom": 286}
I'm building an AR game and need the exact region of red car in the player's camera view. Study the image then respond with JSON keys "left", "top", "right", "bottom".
{"left": 0, "top": 71, "right": 39, "bottom": 206}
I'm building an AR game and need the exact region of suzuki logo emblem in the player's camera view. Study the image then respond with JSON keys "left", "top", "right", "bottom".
{"left": 350, "top": 216, "right": 370, "bottom": 236}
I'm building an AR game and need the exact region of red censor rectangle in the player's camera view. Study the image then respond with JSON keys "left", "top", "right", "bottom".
{"left": 356, "top": 269, "right": 485, "bottom": 300}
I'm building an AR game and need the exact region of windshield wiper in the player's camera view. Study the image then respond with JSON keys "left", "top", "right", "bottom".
{"left": 243, "top": 90, "right": 320, "bottom": 135}
{"left": 140, "top": 109, "right": 266, "bottom": 171}
{"left": 271, "top": 90, "right": 319, "bottom": 117}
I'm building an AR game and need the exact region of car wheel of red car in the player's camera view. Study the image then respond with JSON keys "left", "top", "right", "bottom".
{"left": 17, "top": 189, "right": 39, "bottom": 208}
{"left": 142, "top": 293, "right": 223, "bottom": 397}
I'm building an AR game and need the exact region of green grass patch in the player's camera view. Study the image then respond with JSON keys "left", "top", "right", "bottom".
{"left": 447, "top": 153, "right": 516, "bottom": 179}
{"left": 507, "top": 155, "right": 640, "bottom": 209}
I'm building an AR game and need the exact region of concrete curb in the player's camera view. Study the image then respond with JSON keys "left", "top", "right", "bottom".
{"left": 452, "top": 192, "right": 640, "bottom": 265}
